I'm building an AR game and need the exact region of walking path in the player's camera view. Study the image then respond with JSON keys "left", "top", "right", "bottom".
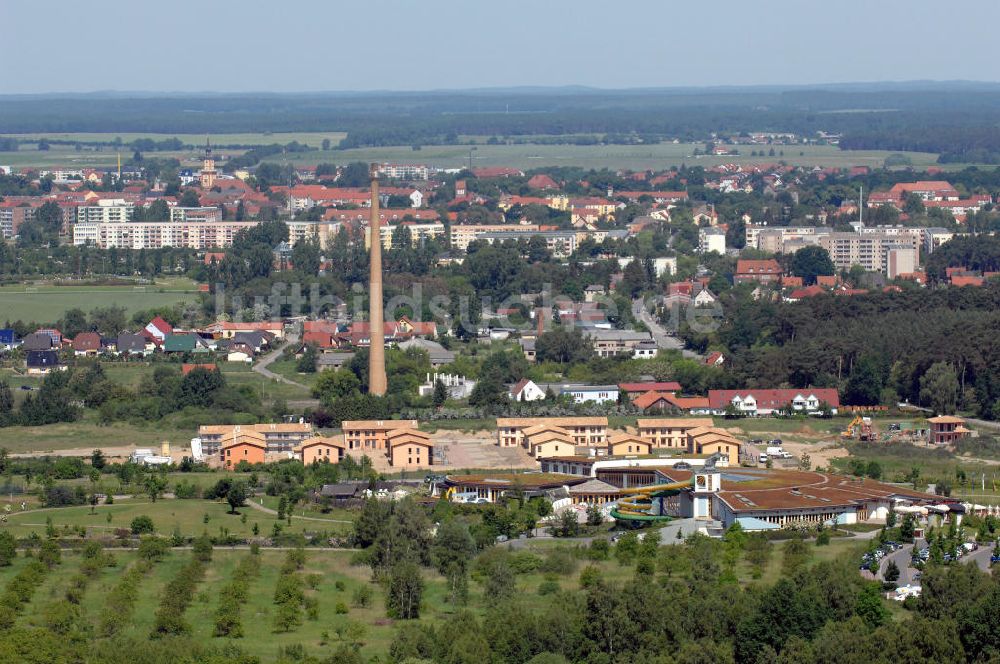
{"left": 252, "top": 333, "right": 308, "bottom": 389}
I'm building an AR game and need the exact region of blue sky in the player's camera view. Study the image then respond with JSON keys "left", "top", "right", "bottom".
{"left": 3, "top": 0, "right": 1000, "bottom": 93}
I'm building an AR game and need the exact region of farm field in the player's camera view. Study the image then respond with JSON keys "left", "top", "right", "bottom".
{"left": 4, "top": 131, "right": 347, "bottom": 148}
{"left": 0, "top": 276, "right": 201, "bottom": 323}
{"left": 0, "top": 417, "right": 193, "bottom": 455}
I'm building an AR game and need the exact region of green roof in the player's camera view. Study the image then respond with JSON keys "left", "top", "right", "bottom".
{"left": 163, "top": 335, "right": 196, "bottom": 352}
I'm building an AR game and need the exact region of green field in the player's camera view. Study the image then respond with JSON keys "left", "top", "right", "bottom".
{"left": 4, "top": 131, "right": 347, "bottom": 148}
{"left": 0, "top": 138, "right": 945, "bottom": 172}
{"left": 0, "top": 418, "right": 192, "bottom": 455}
{"left": 0, "top": 277, "right": 201, "bottom": 324}
{"left": 0, "top": 496, "right": 351, "bottom": 540}
{"left": 250, "top": 142, "right": 943, "bottom": 172}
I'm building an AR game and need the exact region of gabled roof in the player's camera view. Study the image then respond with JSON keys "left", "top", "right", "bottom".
{"left": 72, "top": 332, "right": 102, "bottom": 351}
{"left": 296, "top": 436, "right": 346, "bottom": 452}
{"left": 146, "top": 316, "right": 173, "bottom": 336}
{"left": 708, "top": 388, "right": 840, "bottom": 410}
{"left": 620, "top": 381, "right": 682, "bottom": 394}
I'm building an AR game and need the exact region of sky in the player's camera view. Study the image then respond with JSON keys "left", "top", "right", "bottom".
{"left": 4, "top": 0, "right": 1000, "bottom": 94}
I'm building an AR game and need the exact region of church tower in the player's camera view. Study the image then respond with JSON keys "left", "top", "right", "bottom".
{"left": 199, "top": 138, "right": 217, "bottom": 189}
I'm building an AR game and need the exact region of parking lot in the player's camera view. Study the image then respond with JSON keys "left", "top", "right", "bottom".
{"left": 867, "top": 537, "right": 998, "bottom": 587}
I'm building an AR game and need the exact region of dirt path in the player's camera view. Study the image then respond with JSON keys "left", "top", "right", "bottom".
{"left": 245, "top": 499, "right": 353, "bottom": 524}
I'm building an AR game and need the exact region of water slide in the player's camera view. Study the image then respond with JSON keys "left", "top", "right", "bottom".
{"left": 610, "top": 479, "right": 691, "bottom": 522}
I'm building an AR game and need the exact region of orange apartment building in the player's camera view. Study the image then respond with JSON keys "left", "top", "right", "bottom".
{"left": 198, "top": 422, "right": 313, "bottom": 455}
{"left": 296, "top": 436, "right": 346, "bottom": 465}
{"left": 496, "top": 417, "right": 608, "bottom": 448}
{"left": 341, "top": 419, "right": 420, "bottom": 452}
{"left": 219, "top": 429, "right": 267, "bottom": 468}
{"left": 386, "top": 429, "right": 435, "bottom": 469}
{"left": 636, "top": 418, "right": 714, "bottom": 449}
{"left": 608, "top": 434, "right": 653, "bottom": 456}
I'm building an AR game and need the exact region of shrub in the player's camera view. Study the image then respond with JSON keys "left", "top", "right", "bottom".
{"left": 130, "top": 515, "right": 155, "bottom": 535}
{"left": 351, "top": 584, "right": 374, "bottom": 608}
{"left": 579, "top": 565, "right": 602, "bottom": 589}
{"left": 335, "top": 601, "right": 349, "bottom": 614}
{"left": 0, "top": 531, "right": 16, "bottom": 566}
{"left": 98, "top": 560, "right": 153, "bottom": 637}
{"left": 151, "top": 556, "right": 206, "bottom": 636}
{"left": 193, "top": 533, "right": 213, "bottom": 562}
{"left": 138, "top": 537, "right": 171, "bottom": 561}
{"left": 38, "top": 540, "right": 61, "bottom": 568}
{"left": 537, "top": 579, "right": 560, "bottom": 595}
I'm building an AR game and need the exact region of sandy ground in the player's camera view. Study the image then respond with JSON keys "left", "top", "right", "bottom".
{"left": 720, "top": 423, "right": 850, "bottom": 470}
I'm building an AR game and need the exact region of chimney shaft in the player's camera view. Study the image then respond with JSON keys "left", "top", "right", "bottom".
{"left": 368, "top": 164, "right": 388, "bottom": 395}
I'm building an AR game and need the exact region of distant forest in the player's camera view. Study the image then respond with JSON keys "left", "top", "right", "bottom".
{"left": 6, "top": 86, "right": 1000, "bottom": 161}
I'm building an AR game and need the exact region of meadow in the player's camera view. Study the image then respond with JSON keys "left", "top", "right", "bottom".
{"left": 0, "top": 276, "right": 201, "bottom": 324}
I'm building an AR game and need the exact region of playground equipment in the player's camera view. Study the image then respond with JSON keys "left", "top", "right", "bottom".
{"left": 841, "top": 415, "right": 875, "bottom": 441}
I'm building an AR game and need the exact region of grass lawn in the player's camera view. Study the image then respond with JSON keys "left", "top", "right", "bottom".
{"left": 0, "top": 418, "right": 192, "bottom": 455}
{"left": 0, "top": 277, "right": 200, "bottom": 323}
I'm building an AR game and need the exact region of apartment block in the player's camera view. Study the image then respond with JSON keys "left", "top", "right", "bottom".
{"left": 819, "top": 231, "right": 920, "bottom": 273}
{"left": 495, "top": 417, "right": 608, "bottom": 448}
{"left": 73, "top": 220, "right": 258, "bottom": 249}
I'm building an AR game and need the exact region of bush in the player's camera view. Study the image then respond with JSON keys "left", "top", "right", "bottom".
{"left": 151, "top": 556, "right": 206, "bottom": 636}
{"left": 137, "top": 536, "right": 171, "bottom": 562}
{"left": 131, "top": 515, "right": 155, "bottom": 535}
{"left": 38, "top": 540, "right": 61, "bottom": 568}
{"left": 335, "top": 601, "right": 348, "bottom": 614}
{"left": 537, "top": 579, "right": 560, "bottom": 595}
{"left": 579, "top": 565, "right": 602, "bottom": 589}
{"left": 193, "top": 533, "right": 213, "bottom": 562}
{"left": 351, "top": 584, "right": 374, "bottom": 608}
{"left": 0, "top": 531, "right": 16, "bottom": 566}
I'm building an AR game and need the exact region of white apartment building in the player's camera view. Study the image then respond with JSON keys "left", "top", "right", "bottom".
{"left": 76, "top": 200, "right": 134, "bottom": 224}
{"left": 819, "top": 231, "right": 921, "bottom": 273}
{"left": 377, "top": 163, "right": 430, "bottom": 180}
{"left": 923, "top": 227, "right": 955, "bottom": 255}
{"left": 476, "top": 230, "right": 578, "bottom": 258}
{"left": 169, "top": 206, "right": 222, "bottom": 223}
{"left": 377, "top": 222, "right": 446, "bottom": 249}
{"left": 449, "top": 224, "right": 541, "bottom": 252}
{"left": 698, "top": 227, "right": 727, "bottom": 254}
{"left": 73, "top": 221, "right": 258, "bottom": 249}
{"left": 886, "top": 246, "right": 917, "bottom": 279}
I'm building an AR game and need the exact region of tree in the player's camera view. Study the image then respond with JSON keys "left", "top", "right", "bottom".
{"left": 131, "top": 515, "right": 155, "bottom": 535}
{"left": 432, "top": 379, "right": 448, "bottom": 408}
{"left": 586, "top": 504, "right": 604, "bottom": 527}
{"left": 144, "top": 474, "right": 167, "bottom": 503}
{"left": 535, "top": 327, "right": 593, "bottom": 364}
{"left": 175, "top": 367, "right": 226, "bottom": 408}
{"left": 291, "top": 236, "right": 321, "bottom": 276}
{"left": 312, "top": 369, "right": 361, "bottom": 402}
{"left": 855, "top": 583, "right": 890, "bottom": 628}
{"left": 431, "top": 519, "right": 476, "bottom": 576}
{"left": 0, "top": 531, "right": 15, "bottom": 566}
{"left": 844, "top": 357, "right": 884, "bottom": 407}
{"left": 90, "top": 449, "right": 107, "bottom": 470}
{"left": 179, "top": 189, "right": 201, "bottom": 207}
{"left": 385, "top": 561, "right": 423, "bottom": 619}
{"left": 0, "top": 381, "right": 13, "bottom": 425}
{"left": 296, "top": 344, "right": 318, "bottom": 374}
{"left": 884, "top": 560, "right": 900, "bottom": 583}
{"left": 790, "top": 246, "right": 835, "bottom": 285}
{"left": 919, "top": 362, "right": 960, "bottom": 415}
{"left": 226, "top": 482, "right": 248, "bottom": 514}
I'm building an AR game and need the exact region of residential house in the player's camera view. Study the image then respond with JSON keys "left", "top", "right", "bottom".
{"left": 522, "top": 425, "right": 577, "bottom": 459}
{"left": 633, "top": 392, "right": 711, "bottom": 414}
{"left": 0, "top": 329, "right": 16, "bottom": 350}
{"left": 509, "top": 378, "right": 547, "bottom": 402}
{"left": 22, "top": 332, "right": 56, "bottom": 352}
{"left": 72, "top": 332, "right": 103, "bottom": 356}
{"left": 26, "top": 350, "right": 63, "bottom": 375}
{"left": 704, "top": 351, "right": 725, "bottom": 367}
{"left": 584, "top": 329, "right": 656, "bottom": 358}
{"left": 116, "top": 333, "right": 149, "bottom": 356}
{"left": 163, "top": 334, "right": 198, "bottom": 354}
{"left": 927, "top": 416, "right": 971, "bottom": 445}
{"left": 734, "top": 259, "right": 783, "bottom": 285}
{"left": 144, "top": 316, "right": 173, "bottom": 343}
{"left": 707, "top": 389, "right": 840, "bottom": 416}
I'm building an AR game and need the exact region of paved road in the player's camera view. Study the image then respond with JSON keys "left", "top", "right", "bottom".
{"left": 875, "top": 538, "right": 997, "bottom": 585}
{"left": 245, "top": 498, "right": 353, "bottom": 524}
{"left": 631, "top": 298, "right": 700, "bottom": 359}
{"left": 252, "top": 333, "right": 308, "bottom": 389}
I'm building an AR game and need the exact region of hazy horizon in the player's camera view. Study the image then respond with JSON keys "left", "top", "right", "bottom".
{"left": 4, "top": 0, "right": 1000, "bottom": 94}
